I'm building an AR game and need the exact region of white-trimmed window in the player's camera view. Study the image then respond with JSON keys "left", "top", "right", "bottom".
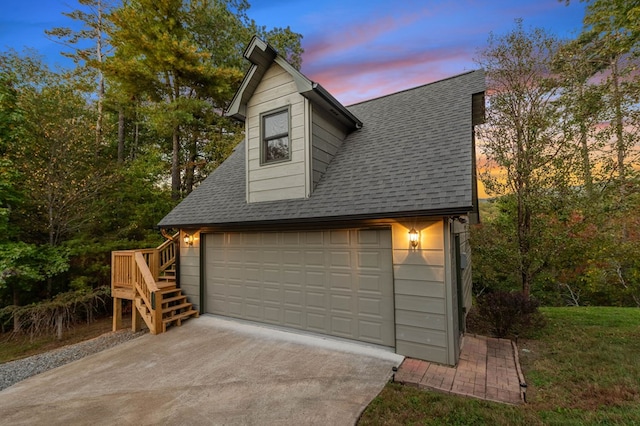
{"left": 261, "top": 107, "right": 290, "bottom": 164}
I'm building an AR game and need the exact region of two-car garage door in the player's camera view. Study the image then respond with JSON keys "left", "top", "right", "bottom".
{"left": 204, "top": 228, "right": 395, "bottom": 347}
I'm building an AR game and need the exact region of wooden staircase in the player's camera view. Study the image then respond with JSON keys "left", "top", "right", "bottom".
{"left": 112, "top": 234, "right": 199, "bottom": 334}
{"left": 156, "top": 265, "right": 199, "bottom": 332}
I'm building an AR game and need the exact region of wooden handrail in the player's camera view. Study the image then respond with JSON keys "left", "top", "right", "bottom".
{"left": 158, "top": 233, "right": 178, "bottom": 274}
{"left": 111, "top": 233, "right": 179, "bottom": 334}
{"left": 134, "top": 252, "right": 163, "bottom": 334}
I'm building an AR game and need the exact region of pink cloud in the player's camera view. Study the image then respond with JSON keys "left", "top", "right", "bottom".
{"left": 306, "top": 44, "right": 476, "bottom": 104}
{"left": 303, "top": 7, "right": 436, "bottom": 65}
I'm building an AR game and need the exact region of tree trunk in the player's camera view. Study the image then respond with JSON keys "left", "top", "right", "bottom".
{"left": 12, "top": 285, "right": 20, "bottom": 333}
{"left": 171, "top": 126, "right": 181, "bottom": 201}
{"left": 184, "top": 134, "right": 197, "bottom": 195}
{"left": 118, "top": 108, "right": 125, "bottom": 164}
{"left": 518, "top": 194, "right": 533, "bottom": 298}
{"left": 579, "top": 123, "right": 593, "bottom": 197}
{"left": 56, "top": 311, "right": 64, "bottom": 340}
{"left": 95, "top": 0, "right": 105, "bottom": 155}
{"left": 611, "top": 58, "right": 626, "bottom": 184}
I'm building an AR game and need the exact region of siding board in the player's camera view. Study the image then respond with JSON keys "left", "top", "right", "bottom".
{"left": 246, "top": 62, "right": 309, "bottom": 203}
{"left": 392, "top": 219, "right": 452, "bottom": 364}
{"left": 179, "top": 230, "right": 201, "bottom": 312}
{"left": 311, "top": 107, "right": 348, "bottom": 187}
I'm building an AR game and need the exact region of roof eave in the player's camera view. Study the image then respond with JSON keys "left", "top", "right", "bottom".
{"left": 302, "top": 83, "right": 363, "bottom": 130}
{"left": 159, "top": 206, "right": 475, "bottom": 230}
{"left": 225, "top": 36, "right": 362, "bottom": 130}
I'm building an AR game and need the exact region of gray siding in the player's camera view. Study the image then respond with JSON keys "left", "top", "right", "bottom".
{"left": 246, "top": 63, "right": 310, "bottom": 203}
{"left": 311, "top": 106, "right": 348, "bottom": 187}
{"left": 456, "top": 220, "right": 473, "bottom": 315}
{"left": 392, "top": 220, "right": 450, "bottom": 365}
{"left": 179, "top": 230, "right": 201, "bottom": 311}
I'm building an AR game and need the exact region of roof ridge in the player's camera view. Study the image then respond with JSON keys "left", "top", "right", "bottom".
{"left": 346, "top": 69, "right": 483, "bottom": 108}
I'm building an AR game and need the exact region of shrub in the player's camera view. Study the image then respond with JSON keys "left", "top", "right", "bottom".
{"left": 474, "top": 291, "right": 545, "bottom": 339}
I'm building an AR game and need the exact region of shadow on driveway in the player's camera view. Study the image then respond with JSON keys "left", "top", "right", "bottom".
{"left": 0, "top": 315, "right": 403, "bottom": 425}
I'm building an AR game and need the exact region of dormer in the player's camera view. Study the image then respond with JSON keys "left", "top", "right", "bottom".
{"left": 227, "top": 37, "right": 362, "bottom": 203}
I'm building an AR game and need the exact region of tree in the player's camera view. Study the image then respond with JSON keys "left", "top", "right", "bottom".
{"left": 104, "top": 0, "right": 303, "bottom": 199}
{"left": 105, "top": 0, "right": 239, "bottom": 199}
{"left": 567, "top": 0, "right": 640, "bottom": 185}
{"left": 552, "top": 39, "right": 606, "bottom": 198}
{"left": 0, "top": 67, "right": 69, "bottom": 328}
{"left": 46, "top": 0, "right": 115, "bottom": 154}
{"left": 475, "top": 21, "right": 568, "bottom": 297}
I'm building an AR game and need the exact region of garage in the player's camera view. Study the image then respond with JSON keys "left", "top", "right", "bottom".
{"left": 203, "top": 228, "right": 395, "bottom": 347}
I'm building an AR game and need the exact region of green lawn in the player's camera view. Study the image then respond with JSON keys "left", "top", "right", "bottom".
{"left": 359, "top": 307, "right": 640, "bottom": 425}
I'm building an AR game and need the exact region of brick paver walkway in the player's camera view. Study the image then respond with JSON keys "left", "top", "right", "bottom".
{"left": 393, "top": 335, "right": 524, "bottom": 404}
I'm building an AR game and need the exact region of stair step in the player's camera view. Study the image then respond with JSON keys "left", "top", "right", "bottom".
{"left": 162, "top": 309, "right": 199, "bottom": 332}
{"left": 161, "top": 295, "right": 187, "bottom": 304}
{"left": 162, "top": 302, "right": 192, "bottom": 314}
{"left": 158, "top": 276, "right": 176, "bottom": 282}
{"left": 158, "top": 286, "right": 179, "bottom": 294}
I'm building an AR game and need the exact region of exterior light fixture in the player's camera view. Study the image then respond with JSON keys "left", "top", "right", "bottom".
{"left": 409, "top": 228, "right": 419, "bottom": 248}
{"left": 184, "top": 233, "right": 194, "bottom": 246}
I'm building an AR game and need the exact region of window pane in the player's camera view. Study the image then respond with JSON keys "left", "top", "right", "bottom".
{"left": 265, "top": 136, "right": 289, "bottom": 161}
{"left": 264, "top": 111, "right": 288, "bottom": 138}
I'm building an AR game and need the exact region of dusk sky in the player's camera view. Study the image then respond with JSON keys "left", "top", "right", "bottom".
{"left": 1, "top": 0, "right": 587, "bottom": 104}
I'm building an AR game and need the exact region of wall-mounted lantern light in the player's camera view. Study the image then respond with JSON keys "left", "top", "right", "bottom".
{"left": 408, "top": 228, "right": 419, "bottom": 248}
{"left": 184, "top": 233, "right": 194, "bottom": 246}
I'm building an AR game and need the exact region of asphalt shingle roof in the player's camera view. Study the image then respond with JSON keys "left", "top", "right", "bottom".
{"left": 158, "top": 69, "right": 485, "bottom": 228}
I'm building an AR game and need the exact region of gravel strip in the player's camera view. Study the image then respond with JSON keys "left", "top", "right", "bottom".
{"left": 0, "top": 330, "right": 146, "bottom": 392}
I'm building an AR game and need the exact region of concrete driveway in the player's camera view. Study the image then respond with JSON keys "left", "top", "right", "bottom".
{"left": 0, "top": 315, "right": 403, "bottom": 425}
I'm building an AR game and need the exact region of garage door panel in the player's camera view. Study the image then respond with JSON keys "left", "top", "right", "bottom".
{"left": 283, "top": 269, "right": 301, "bottom": 284}
{"left": 331, "top": 316, "right": 353, "bottom": 336}
{"left": 330, "top": 272, "right": 352, "bottom": 289}
{"left": 226, "top": 248, "right": 244, "bottom": 262}
{"left": 262, "top": 250, "right": 280, "bottom": 265}
{"left": 261, "top": 233, "right": 279, "bottom": 245}
{"left": 227, "top": 299, "right": 243, "bottom": 316}
{"left": 358, "top": 274, "right": 385, "bottom": 293}
{"left": 245, "top": 302, "right": 262, "bottom": 320}
{"left": 283, "top": 250, "right": 302, "bottom": 265}
{"left": 329, "top": 230, "right": 350, "bottom": 245}
{"left": 208, "top": 298, "right": 228, "bottom": 313}
{"left": 305, "top": 250, "right": 324, "bottom": 266}
{"left": 307, "top": 312, "right": 327, "bottom": 332}
{"left": 205, "top": 229, "right": 394, "bottom": 347}
{"left": 284, "top": 309, "right": 303, "bottom": 327}
{"left": 305, "top": 231, "right": 324, "bottom": 245}
{"left": 243, "top": 249, "right": 261, "bottom": 264}
{"left": 226, "top": 266, "right": 244, "bottom": 280}
{"left": 357, "top": 229, "right": 380, "bottom": 245}
{"left": 264, "top": 305, "right": 281, "bottom": 323}
{"left": 245, "top": 267, "right": 261, "bottom": 282}
{"left": 282, "top": 232, "right": 300, "bottom": 245}
{"left": 263, "top": 285, "right": 281, "bottom": 302}
{"left": 263, "top": 268, "right": 281, "bottom": 283}
{"left": 359, "top": 297, "right": 383, "bottom": 317}
{"left": 306, "top": 291, "right": 326, "bottom": 309}
{"left": 330, "top": 294, "right": 353, "bottom": 313}
{"left": 226, "top": 233, "right": 243, "bottom": 245}
{"left": 227, "top": 282, "right": 245, "bottom": 298}
{"left": 241, "top": 233, "right": 260, "bottom": 245}
{"left": 330, "top": 251, "right": 352, "bottom": 268}
{"left": 284, "top": 288, "right": 302, "bottom": 305}
{"left": 244, "top": 283, "right": 261, "bottom": 300}
{"left": 305, "top": 270, "right": 326, "bottom": 287}
{"left": 358, "top": 251, "right": 383, "bottom": 269}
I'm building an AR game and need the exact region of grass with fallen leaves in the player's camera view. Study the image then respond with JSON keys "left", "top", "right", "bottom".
{"left": 359, "top": 307, "right": 640, "bottom": 425}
